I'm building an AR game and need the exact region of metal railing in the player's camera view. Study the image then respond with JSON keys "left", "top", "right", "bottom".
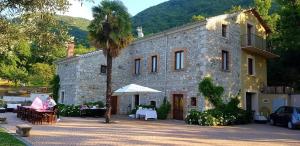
{"left": 241, "top": 33, "right": 273, "bottom": 52}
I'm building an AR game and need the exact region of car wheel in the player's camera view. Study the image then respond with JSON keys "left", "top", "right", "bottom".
{"left": 270, "top": 119, "right": 276, "bottom": 125}
{"left": 288, "top": 121, "right": 295, "bottom": 129}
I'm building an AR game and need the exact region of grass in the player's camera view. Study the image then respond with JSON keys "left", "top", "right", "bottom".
{"left": 0, "top": 128, "right": 25, "bottom": 146}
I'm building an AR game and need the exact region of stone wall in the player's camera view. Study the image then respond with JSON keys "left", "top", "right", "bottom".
{"left": 56, "top": 13, "right": 243, "bottom": 117}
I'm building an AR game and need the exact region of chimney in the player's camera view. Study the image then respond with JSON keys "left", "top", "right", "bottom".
{"left": 136, "top": 26, "right": 144, "bottom": 38}
{"left": 66, "top": 38, "right": 75, "bottom": 58}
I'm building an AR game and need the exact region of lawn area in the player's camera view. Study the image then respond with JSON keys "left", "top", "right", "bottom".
{"left": 0, "top": 128, "right": 25, "bottom": 146}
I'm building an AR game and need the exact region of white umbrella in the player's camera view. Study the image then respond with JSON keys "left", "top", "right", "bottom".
{"left": 113, "top": 84, "right": 161, "bottom": 95}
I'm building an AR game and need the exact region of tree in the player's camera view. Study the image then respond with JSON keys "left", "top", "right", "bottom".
{"left": 225, "top": 5, "right": 243, "bottom": 14}
{"left": 191, "top": 15, "right": 205, "bottom": 22}
{"left": 198, "top": 77, "right": 224, "bottom": 108}
{"left": 268, "top": 0, "right": 300, "bottom": 91}
{"left": 254, "top": 0, "right": 279, "bottom": 32}
{"left": 29, "top": 63, "right": 55, "bottom": 86}
{"left": 88, "top": 0, "right": 133, "bottom": 123}
{"left": 50, "top": 75, "right": 60, "bottom": 102}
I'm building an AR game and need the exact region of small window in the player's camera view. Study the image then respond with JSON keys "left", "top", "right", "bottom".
{"left": 150, "top": 101, "right": 156, "bottom": 108}
{"left": 151, "top": 55, "right": 158, "bottom": 72}
{"left": 61, "top": 91, "right": 65, "bottom": 104}
{"left": 191, "top": 97, "right": 197, "bottom": 106}
{"left": 222, "top": 50, "right": 229, "bottom": 71}
{"left": 175, "top": 51, "right": 184, "bottom": 70}
{"left": 222, "top": 24, "right": 227, "bottom": 37}
{"left": 248, "top": 58, "right": 254, "bottom": 75}
{"left": 134, "top": 59, "right": 141, "bottom": 75}
{"left": 100, "top": 65, "right": 107, "bottom": 74}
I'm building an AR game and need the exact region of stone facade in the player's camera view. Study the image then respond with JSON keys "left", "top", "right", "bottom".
{"left": 56, "top": 11, "right": 271, "bottom": 118}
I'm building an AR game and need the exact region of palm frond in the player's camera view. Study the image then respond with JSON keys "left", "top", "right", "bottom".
{"left": 88, "top": 0, "right": 132, "bottom": 57}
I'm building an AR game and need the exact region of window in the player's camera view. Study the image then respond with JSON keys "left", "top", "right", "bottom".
{"left": 100, "top": 65, "right": 107, "bottom": 74}
{"left": 151, "top": 55, "right": 158, "bottom": 72}
{"left": 275, "top": 107, "right": 284, "bottom": 114}
{"left": 222, "top": 24, "right": 227, "bottom": 37}
{"left": 222, "top": 50, "right": 229, "bottom": 71}
{"left": 134, "top": 95, "right": 139, "bottom": 107}
{"left": 134, "top": 59, "right": 141, "bottom": 75}
{"left": 191, "top": 97, "right": 197, "bottom": 106}
{"left": 150, "top": 101, "right": 156, "bottom": 108}
{"left": 248, "top": 58, "right": 254, "bottom": 75}
{"left": 247, "top": 23, "right": 253, "bottom": 45}
{"left": 175, "top": 51, "right": 184, "bottom": 70}
{"left": 61, "top": 91, "right": 65, "bottom": 104}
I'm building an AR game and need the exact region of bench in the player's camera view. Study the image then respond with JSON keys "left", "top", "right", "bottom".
{"left": 16, "top": 124, "right": 32, "bottom": 137}
{"left": 0, "top": 117, "right": 7, "bottom": 124}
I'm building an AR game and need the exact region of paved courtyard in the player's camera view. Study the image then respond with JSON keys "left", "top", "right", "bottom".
{"left": 0, "top": 112, "right": 300, "bottom": 146}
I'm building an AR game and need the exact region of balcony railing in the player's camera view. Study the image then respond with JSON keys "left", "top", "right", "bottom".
{"left": 241, "top": 33, "right": 273, "bottom": 52}
{"left": 261, "top": 86, "right": 294, "bottom": 94}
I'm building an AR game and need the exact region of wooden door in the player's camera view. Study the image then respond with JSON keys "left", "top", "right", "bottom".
{"left": 246, "top": 93, "right": 252, "bottom": 112}
{"left": 173, "top": 94, "right": 184, "bottom": 120}
{"left": 111, "top": 96, "right": 118, "bottom": 115}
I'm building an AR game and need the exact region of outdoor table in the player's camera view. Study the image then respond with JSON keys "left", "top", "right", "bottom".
{"left": 136, "top": 109, "right": 157, "bottom": 120}
{"left": 17, "top": 106, "right": 56, "bottom": 125}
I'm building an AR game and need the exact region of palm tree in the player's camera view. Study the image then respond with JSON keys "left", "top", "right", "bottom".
{"left": 88, "top": 0, "right": 133, "bottom": 123}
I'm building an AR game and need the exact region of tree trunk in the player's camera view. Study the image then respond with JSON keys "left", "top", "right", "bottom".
{"left": 105, "top": 53, "right": 113, "bottom": 123}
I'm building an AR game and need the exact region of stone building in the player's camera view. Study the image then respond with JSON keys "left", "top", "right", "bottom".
{"left": 55, "top": 9, "right": 282, "bottom": 120}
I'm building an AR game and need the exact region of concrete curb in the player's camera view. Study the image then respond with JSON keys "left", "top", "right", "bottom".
{"left": 0, "top": 125, "right": 33, "bottom": 146}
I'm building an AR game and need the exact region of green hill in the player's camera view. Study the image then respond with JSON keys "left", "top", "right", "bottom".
{"left": 55, "top": 15, "right": 91, "bottom": 47}
{"left": 132, "top": 0, "right": 254, "bottom": 35}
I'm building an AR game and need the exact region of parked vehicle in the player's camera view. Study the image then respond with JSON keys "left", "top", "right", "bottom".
{"left": 269, "top": 106, "right": 300, "bottom": 129}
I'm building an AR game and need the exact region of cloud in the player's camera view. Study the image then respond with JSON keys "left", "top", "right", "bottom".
{"left": 60, "top": 0, "right": 93, "bottom": 20}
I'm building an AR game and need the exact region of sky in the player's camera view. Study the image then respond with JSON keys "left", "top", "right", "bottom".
{"left": 62, "top": 0, "right": 169, "bottom": 20}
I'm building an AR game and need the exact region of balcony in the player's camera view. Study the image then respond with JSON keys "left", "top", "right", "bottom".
{"left": 260, "top": 86, "right": 294, "bottom": 94}
{"left": 241, "top": 34, "right": 279, "bottom": 59}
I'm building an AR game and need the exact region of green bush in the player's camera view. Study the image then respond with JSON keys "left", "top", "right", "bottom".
{"left": 186, "top": 78, "right": 252, "bottom": 126}
{"left": 185, "top": 98, "right": 252, "bottom": 126}
{"left": 58, "top": 104, "right": 81, "bottom": 117}
{"left": 58, "top": 101, "right": 105, "bottom": 117}
{"left": 0, "top": 99, "right": 6, "bottom": 108}
{"left": 85, "top": 101, "right": 104, "bottom": 108}
{"left": 157, "top": 97, "right": 171, "bottom": 119}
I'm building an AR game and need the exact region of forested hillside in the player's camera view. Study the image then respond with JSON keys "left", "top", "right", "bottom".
{"left": 55, "top": 15, "right": 90, "bottom": 48}
{"left": 132, "top": 0, "right": 253, "bottom": 35}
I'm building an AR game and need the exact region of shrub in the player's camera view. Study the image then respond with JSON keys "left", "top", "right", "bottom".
{"left": 185, "top": 98, "right": 252, "bottom": 126}
{"left": 58, "top": 101, "right": 105, "bottom": 117}
{"left": 85, "top": 101, "right": 104, "bottom": 108}
{"left": 0, "top": 99, "right": 6, "bottom": 108}
{"left": 186, "top": 78, "right": 252, "bottom": 126}
{"left": 157, "top": 97, "right": 171, "bottom": 119}
{"left": 198, "top": 77, "right": 224, "bottom": 108}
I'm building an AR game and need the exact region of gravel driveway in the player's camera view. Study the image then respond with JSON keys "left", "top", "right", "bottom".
{"left": 1, "top": 112, "right": 299, "bottom": 146}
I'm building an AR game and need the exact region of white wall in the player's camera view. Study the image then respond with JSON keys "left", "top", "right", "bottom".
{"left": 3, "top": 93, "right": 49, "bottom": 103}
{"left": 291, "top": 94, "right": 300, "bottom": 107}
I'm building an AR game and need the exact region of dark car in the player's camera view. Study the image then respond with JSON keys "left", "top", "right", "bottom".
{"left": 269, "top": 106, "right": 300, "bottom": 129}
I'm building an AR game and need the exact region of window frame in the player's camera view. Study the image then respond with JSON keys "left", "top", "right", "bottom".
{"left": 134, "top": 58, "right": 141, "bottom": 75}
{"left": 221, "top": 50, "right": 229, "bottom": 71}
{"left": 191, "top": 97, "right": 197, "bottom": 107}
{"left": 60, "top": 91, "right": 65, "bottom": 104}
{"left": 151, "top": 55, "right": 158, "bottom": 73}
{"left": 175, "top": 51, "right": 184, "bottom": 70}
{"left": 222, "top": 24, "right": 227, "bottom": 37}
{"left": 247, "top": 57, "right": 255, "bottom": 76}
{"left": 100, "top": 65, "right": 107, "bottom": 74}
